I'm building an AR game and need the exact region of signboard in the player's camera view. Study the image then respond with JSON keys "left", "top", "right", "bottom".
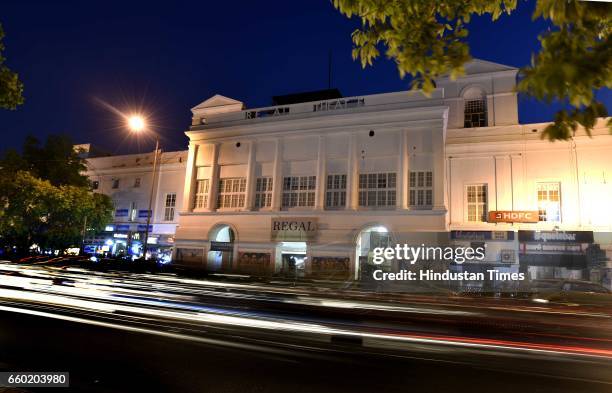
{"left": 115, "top": 224, "right": 130, "bottom": 231}
{"left": 115, "top": 209, "right": 129, "bottom": 217}
{"left": 450, "top": 231, "right": 514, "bottom": 241}
{"left": 210, "top": 241, "right": 234, "bottom": 252}
{"left": 137, "top": 224, "right": 153, "bottom": 232}
{"left": 518, "top": 230, "right": 594, "bottom": 243}
{"left": 271, "top": 217, "right": 317, "bottom": 241}
{"left": 138, "top": 209, "right": 151, "bottom": 218}
{"left": 488, "top": 211, "right": 539, "bottom": 223}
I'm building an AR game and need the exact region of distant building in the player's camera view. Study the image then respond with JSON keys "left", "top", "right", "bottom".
{"left": 84, "top": 150, "right": 187, "bottom": 261}
{"left": 171, "top": 59, "right": 611, "bottom": 286}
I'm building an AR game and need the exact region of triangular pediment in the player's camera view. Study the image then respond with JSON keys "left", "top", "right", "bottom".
{"left": 462, "top": 58, "right": 518, "bottom": 75}
{"left": 191, "top": 94, "right": 244, "bottom": 112}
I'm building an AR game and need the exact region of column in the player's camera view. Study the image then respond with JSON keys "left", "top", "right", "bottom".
{"left": 271, "top": 138, "right": 283, "bottom": 210}
{"left": 432, "top": 126, "right": 446, "bottom": 210}
{"left": 397, "top": 130, "right": 409, "bottom": 209}
{"left": 245, "top": 141, "right": 256, "bottom": 210}
{"left": 207, "top": 143, "right": 220, "bottom": 212}
{"left": 181, "top": 143, "right": 198, "bottom": 213}
{"left": 315, "top": 135, "right": 326, "bottom": 210}
{"left": 345, "top": 133, "right": 359, "bottom": 210}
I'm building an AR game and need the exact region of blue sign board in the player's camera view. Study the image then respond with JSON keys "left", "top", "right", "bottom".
{"left": 138, "top": 209, "right": 151, "bottom": 218}
{"left": 115, "top": 209, "right": 129, "bottom": 217}
{"left": 137, "top": 224, "right": 153, "bottom": 232}
{"left": 115, "top": 224, "right": 130, "bottom": 231}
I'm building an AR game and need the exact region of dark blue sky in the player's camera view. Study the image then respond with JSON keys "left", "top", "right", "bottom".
{"left": 1, "top": 0, "right": 610, "bottom": 154}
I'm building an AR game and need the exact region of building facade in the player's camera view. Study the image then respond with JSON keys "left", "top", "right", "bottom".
{"left": 173, "top": 59, "right": 612, "bottom": 286}
{"left": 85, "top": 150, "right": 187, "bottom": 261}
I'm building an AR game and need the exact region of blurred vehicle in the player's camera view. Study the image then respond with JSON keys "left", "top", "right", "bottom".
{"left": 525, "top": 278, "right": 612, "bottom": 306}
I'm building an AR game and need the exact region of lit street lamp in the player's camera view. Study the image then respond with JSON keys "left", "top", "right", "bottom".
{"left": 127, "top": 115, "right": 158, "bottom": 261}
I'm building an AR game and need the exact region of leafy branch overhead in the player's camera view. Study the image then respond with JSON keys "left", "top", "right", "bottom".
{"left": 0, "top": 23, "right": 24, "bottom": 110}
{"left": 332, "top": 0, "right": 612, "bottom": 140}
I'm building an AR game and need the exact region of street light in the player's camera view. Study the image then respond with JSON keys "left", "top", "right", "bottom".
{"left": 127, "top": 114, "right": 159, "bottom": 261}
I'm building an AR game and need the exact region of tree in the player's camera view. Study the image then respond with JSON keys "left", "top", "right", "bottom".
{"left": 0, "top": 172, "right": 113, "bottom": 255}
{"left": 0, "top": 23, "right": 24, "bottom": 110}
{"left": 3, "top": 134, "right": 90, "bottom": 187}
{"left": 0, "top": 134, "right": 113, "bottom": 254}
{"left": 332, "top": 0, "right": 612, "bottom": 140}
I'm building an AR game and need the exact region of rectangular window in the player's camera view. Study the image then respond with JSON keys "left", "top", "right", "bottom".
{"left": 254, "top": 177, "right": 273, "bottom": 209}
{"left": 217, "top": 178, "right": 247, "bottom": 209}
{"left": 164, "top": 193, "right": 177, "bottom": 221}
{"left": 91, "top": 180, "right": 99, "bottom": 190}
{"left": 466, "top": 184, "right": 488, "bottom": 222}
{"left": 325, "top": 174, "right": 346, "bottom": 209}
{"left": 464, "top": 99, "right": 487, "bottom": 128}
{"left": 112, "top": 179, "right": 119, "bottom": 189}
{"left": 409, "top": 171, "right": 433, "bottom": 208}
{"left": 134, "top": 177, "right": 141, "bottom": 188}
{"left": 194, "top": 179, "right": 209, "bottom": 209}
{"left": 358, "top": 173, "right": 396, "bottom": 208}
{"left": 282, "top": 176, "right": 316, "bottom": 209}
{"left": 537, "top": 182, "right": 561, "bottom": 222}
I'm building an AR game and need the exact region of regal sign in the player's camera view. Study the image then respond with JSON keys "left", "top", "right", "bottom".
{"left": 488, "top": 211, "right": 539, "bottom": 223}
{"left": 271, "top": 217, "right": 317, "bottom": 241}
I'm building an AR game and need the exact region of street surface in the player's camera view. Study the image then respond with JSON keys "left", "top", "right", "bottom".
{"left": 0, "top": 261, "right": 610, "bottom": 392}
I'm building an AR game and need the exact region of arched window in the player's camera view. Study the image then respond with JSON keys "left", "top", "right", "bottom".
{"left": 463, "top": 87, "right": 487, "bottom": 128}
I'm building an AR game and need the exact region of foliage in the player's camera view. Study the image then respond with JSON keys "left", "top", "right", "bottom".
{"left": 0, "top": 23, "right": 24, "bottom": 110}
{"left": 0, "top": 171, "right": 114, "bottom": 254}
{"left": 0, "top": 134, "right": 113, "bottom": 254}
{"left": 332, "top": 0, "right": 612, "bottom": 140}
{"left": 1, "top": 134, "right": 90, "bottom": 187}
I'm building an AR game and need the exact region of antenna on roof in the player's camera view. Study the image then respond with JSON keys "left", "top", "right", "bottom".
{"left": 328, "top": 50, "right": 332, "bottom": 89}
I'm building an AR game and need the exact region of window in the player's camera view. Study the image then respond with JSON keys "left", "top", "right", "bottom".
{"left": 112, "top": 179, "right": 119, "bottom": 189}
{"left": 254, "top": 177, "right": 273, "bottom": 209}
{"left": 409, "top": 171, "right": 433, "bottom": 209}
{"left": 466, "top": 184, "right": 487, "bottom": 222}
{"left": 134, "top": 177, "right": 141, "bottom": 188}
{"left": 325, "top": 174, "right": 346, "bottom": 209}
{"left": 537, "top": 182, "right": 561, "bottom": 222}
{"left": 358, "top": 173, "right": 396, "bottom": 208}
{"left": 194, "top": 179, "right": 209, "bottom": 209}
{"left": 164, "top": 193, "right": 177, "bottom": 221}
{"left": 91, "top": 180, "right": 99, "bottom": 190}
{"left": 217, "top": 178, "right": 247, "bottom": 209}
{"left": 282, "top": 176, "right": 316, "bottom": 208}
{"left": 464, "top": 99, "right": 487, "bottom": 128}
{"left": 129, "top": 202, "right": 137, "bottom": 222}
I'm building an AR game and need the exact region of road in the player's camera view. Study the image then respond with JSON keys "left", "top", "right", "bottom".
{"left": 0, "top": 261, "right": 611, "bottom": 392}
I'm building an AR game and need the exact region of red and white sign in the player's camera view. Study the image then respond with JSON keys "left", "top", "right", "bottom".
{"left": 488, "top": 211, "right": 539, "bottom": 223}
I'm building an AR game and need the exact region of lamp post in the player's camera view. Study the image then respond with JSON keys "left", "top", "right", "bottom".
{"left": 127, "top": 115, "right": 159, "bottom": 261}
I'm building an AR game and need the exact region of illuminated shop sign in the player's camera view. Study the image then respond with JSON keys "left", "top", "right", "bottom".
{"left": 138, "top": 209, "right": 151, "bottom": 218}
{"left": 488, "top": 211, "right": 539, "bottom": 223}
{"left": 115, "top": 209, "right": 129, "bottom": 217}
{"left": 518, "top": 230, "right": 594, "bottom": 243}
{"left": 450, "top": 231, "right": 514, "bottom": 241}
{"left": 271, "top": 217, "right": 317, "bottom": 241}
{"left": 115, "top": 224, "right": 130, "bottom": 231}
{"left": 137, "top": 224, "right": 153, "bottom": 232}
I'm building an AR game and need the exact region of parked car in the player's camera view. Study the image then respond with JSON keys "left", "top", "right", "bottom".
{"left": 524, "top": 279, "right": 612, "bottom": 307}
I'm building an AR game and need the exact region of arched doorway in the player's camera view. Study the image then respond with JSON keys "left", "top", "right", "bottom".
{"left": 355, "top": 225, "right": 392, "bottom": 280}
{"left": 207, "top": 225, "right": 235, "bottom": 272}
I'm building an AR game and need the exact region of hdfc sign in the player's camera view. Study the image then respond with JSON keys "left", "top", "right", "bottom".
{"left": 488, "top": 211, "right": 539, "bottom": 223}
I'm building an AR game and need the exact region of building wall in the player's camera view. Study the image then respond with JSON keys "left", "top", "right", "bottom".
{"left": 84, "top": 150, "right": 187, "bottom": 258}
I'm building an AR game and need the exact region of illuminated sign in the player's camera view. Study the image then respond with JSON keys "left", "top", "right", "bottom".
{"left": 271, "top": 217, "right": 317, "bottom": 241}
{"left": 519, "top": 230, "right": 594, "bottom": 243}
{"left": 488, "top": 211, "right": 539, "bottom": 223}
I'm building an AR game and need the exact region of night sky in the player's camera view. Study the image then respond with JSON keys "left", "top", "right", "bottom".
{"left": 1, "top": 0, "right": 610, "bottom": 154}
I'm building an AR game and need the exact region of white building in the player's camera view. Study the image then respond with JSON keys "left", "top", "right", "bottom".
{"left": 173, "top": 59, "right": 612, "bottom": 284}
{"left": 84, "top": 150, "right": 187, "bottom": 260}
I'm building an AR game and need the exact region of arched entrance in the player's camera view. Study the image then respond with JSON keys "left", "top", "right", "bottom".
{"left": 207, "top": 225, "right": 235, "bottom": 272}
{"left": 355, "top": 225, "right": 392, "bottom": 280}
